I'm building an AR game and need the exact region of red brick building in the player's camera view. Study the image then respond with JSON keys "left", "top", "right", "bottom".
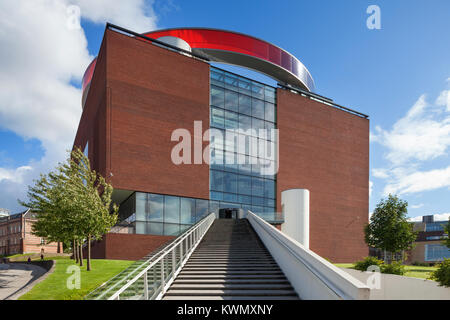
{"left": 74, "top": 25, "right": 369, "bottom": 262}
{"left": 0, "top": 209, "right": 62, "bottom": 256}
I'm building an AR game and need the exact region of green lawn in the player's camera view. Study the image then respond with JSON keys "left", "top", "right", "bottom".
{"left": 335, "top": 263, "right": 437, "bottom": 279}
{"left": 19, "top": 257, "right": 134, "bottom": 300}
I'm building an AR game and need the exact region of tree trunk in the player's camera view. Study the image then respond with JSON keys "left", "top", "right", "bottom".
{"left": 87, "top": 234, "right": 91, "bottom": 271}
{"left": 74, "top": 239, "right": 79, "bottom": 263}
{"left": 79, "top": 241, "right": 83, "bottom": 267}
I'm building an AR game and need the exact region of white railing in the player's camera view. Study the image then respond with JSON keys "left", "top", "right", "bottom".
{"left": 247, "top": 211, "right": 370, "bottom": 300}
{"left": 106, "top": 212, "right": 216, "bottom": 300}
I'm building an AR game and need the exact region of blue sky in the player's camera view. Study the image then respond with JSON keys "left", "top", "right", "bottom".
{"left": 1, "top": 0, "right": 449, "bottom": 220}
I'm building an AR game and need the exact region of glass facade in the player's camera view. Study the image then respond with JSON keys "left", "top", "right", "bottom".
{"left": 425, "top": 222, "right": 447, "bottom": 232}
{"left": 209, "top": 67, "right": 278, "bottom": 221}
{"left": 117, "top": 192, "right": 219, "bottom": 236}
{"left": 425, "top": 244, "right": 450, "bottom": 261}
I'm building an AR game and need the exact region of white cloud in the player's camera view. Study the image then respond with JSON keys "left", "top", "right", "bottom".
{"left": 0, "top": 0, "right": 158, "bottom": 212}
{"left": 369, "top": 180, "right": 373, "bottom": 198}
{"left": 70, "top": 0, "right": 157, "bottom": 32}
{"left": 410, "top": 203, "right": 424, "bottom": 209}
{"left": 373, "top": 94, "right": 450, "bottom": 166}
{"left": 408, "top": 213, "right": 450, "bottom": 222}
{"left": 372, "top": 82, "right": 450, "bottom": 196}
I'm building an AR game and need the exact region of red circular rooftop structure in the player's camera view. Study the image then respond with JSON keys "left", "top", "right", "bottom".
{"left": 82, "top": 27, "right": 315, "bottom": 108}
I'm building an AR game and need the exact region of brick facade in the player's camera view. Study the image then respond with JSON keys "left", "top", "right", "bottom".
{"left": 277, "top": 89, "right": 369, "bottom": 263}
{"left": 85, "top": 233, "right": 175, "bottom": 261}
{"left": 0, "top": 210, "right": 61, "bottom": 256}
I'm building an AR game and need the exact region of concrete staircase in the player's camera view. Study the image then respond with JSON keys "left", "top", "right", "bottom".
{"left": 163, "top": 219, "right": 299, "bottom": 300}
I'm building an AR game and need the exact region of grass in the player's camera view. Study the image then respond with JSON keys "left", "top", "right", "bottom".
{"left": 335, "top": 263, "right": 438, "bottom": 280}
{"left": 18, "top": 256, "right": 135, "bottom": 300}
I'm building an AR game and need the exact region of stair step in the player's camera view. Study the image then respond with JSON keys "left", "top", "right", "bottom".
{"left": 174, "top": 279, "right": 290, "bottom": 284}
{"left": 170, "top": 284, "right": 293, "bottom": 289}
{"left": 176, "top": 274, "right": 287, "bottom": 279}
{"left": 162, "top": 295, "right": 299, "bottom": 300}
{"left": 164, "top": 289, "right": 297, "bottom": 296}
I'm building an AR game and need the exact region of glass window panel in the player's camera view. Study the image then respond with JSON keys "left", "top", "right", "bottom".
{"left": 210, "top": 148, "right": 224, "bottom": 170}
{"left": 148, "top": 194, "right": 163, "bottom": 222}
{"left": 135, "top": 192, "right": 147, "bottom": 221}
{"left": 224, "top": 90, "right": 239, "bottom": 112}
{"left": 265, "top": 122, "right": 275, "bottom": 141}
{"left": 252, "top": 158, "right": 261, "bottom": 176}
{"left": 224, "top": 130, "right": 238, "bottom": 152}
{"left": 252, "top": 196, "right": 265, "bottom": 206}
{"left": 210, "top": 191, "right": 223, "bottom": 201}
{"left": 164, "top": 223, "right": 180, "bottom": 236}
{"left": 211, "top": 69, "right": 225, "bottom": 87}
{"left": 147, "top": 222, "right": 163, "bottom": 235}
{"left": 252, "top": 177, "right": 265, "bottom": 197}
{"left": 223, "top": 193, "right": 238, "bottom": 202}
{"left": 251, "top": 81, "right": 265, "bottom": 99}
{"left": 238, "top": 195, "right": 252, "bottom": 205}
{"left": 210, "top": 128, "right": 224, "bottom": 150}
{"left": 238, "top": 78, "right": 252, "bottom": 96}
{"left": 180, "top": 198, "right": 196, "bottom": 224}
{"left": 251, "top": 205, "right": 265, "bottom": 215}
{"left": 180, "top": 224, "right": 191, "bottom": 234}
{"left": 210, "top": 170, "right": 223, "bottom": 192}
{"left": 211, "top": 107, "right": 224, "bottom": 129}
{"left": 238, "top": 154, "right": 252, "bottom": 175}
{"left": 239, "top": 114, "right": 252, "bottom": 131}
{"left": 224, "top": 111, "right": 239, "bottom": 130}
{"left": 164, "top": 195, "right": 180, "bottom": 224}
{"left": 210, "top": 85, "right": 224, "bottom": 107}
{"left": 265, "top": 180, "right": 275, "bottom": 199}
{"left": 136, "top": 221, "right": 146, "bottom": 234}
{"left": 238, "top": 175, "right": 252, "bottom": 195}
{"left": 239, "top": 94, "right": 252, "bottom": 116}
{"left": 252, "top": 118, "right": 265, "bottom": 132}
{"left": 224, "top": 151, "right": 238, "bottom": 172}
{"left": 264, "top": 86, "right": 276, "bottom": 103}
{"left": 220, "top": 202, "right": 241, "bottom": 209}
{"left": 195, "top": 199, "right": 209, "bottom": 221}
{"left": 236, "top": 134, "right": 250, "bottom": 155}
{"left": 209, "top": 201, "right": 220, "bottom": 214}
{"left": 252, "top": 98, "right": 265, "bottom": 119}
{"left": 265, "top": 198, "right": 276, "bottom": 207}
{"left": 265, "top": 102, "right": 275, "bottom": 122}
{"left": 225, "top": 73, "right": 239, "bottom": 91}
{"left": 223, "top": 172, "right": 238, "bottom": 194}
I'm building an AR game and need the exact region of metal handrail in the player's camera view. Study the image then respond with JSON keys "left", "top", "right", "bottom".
{"left": 106, "top": 212, "right": 216, "bottom": 300}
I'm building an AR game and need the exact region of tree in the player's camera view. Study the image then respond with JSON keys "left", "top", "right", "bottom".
{"left": 443, "top": 219, "right": 450, "bottom": 249}
{"left": 364, "top": 194, "right": 417, "bottom": 262}
{"left": 20, "top": 147, "right": 118, "bottom": 271}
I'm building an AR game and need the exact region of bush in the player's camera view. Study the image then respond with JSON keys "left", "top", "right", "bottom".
{"left": 354, "top": 256, "right": 384, "bottom": 271}
{"left": 412, "top": 261, "right": 431, "bottom": 267}
{"left": 429, "top": 259, "right": 450, "bottom": 287}
{"left": 381, "top": 261, "right": 406, "bottom": 275}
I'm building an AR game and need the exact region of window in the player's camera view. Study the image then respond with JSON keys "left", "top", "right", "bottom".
{"left": 208, "top": 67, "right": 278, "bottom": 221}
{"left": 148, "top": 194, "right": 163, "bottom": 222}
{"left": 164, "top": 196, "right": 180, "bottom": 224}
{"left": 180, "top": 198, "right": 196, "bottom": 224}
{"left": 40, "top": 238, "right": 45, "bottom": 245}
{"left": 425, "top": 244, "right": 450, "bottom": 261}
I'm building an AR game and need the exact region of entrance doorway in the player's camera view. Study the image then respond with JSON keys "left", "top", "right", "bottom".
{"left": 218, "top": 208, "right": 242, "bottom": 219}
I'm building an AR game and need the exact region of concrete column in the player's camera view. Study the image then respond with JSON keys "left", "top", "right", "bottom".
{"left": 281, "top": 189, "right": 310, "bottom": 249}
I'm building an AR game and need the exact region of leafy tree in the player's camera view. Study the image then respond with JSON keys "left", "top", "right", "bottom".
{"left": 443, "top": 220, "right": 450, "bottom": 249}
{"left": 364, "top": 194, "right": 417, "bottom": 262}
{"left": 20, "top": 147, "right": 118, "bottom": 271}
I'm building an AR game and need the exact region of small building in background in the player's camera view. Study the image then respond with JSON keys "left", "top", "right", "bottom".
{"left": 407, "top": 215, "right": 450, "bottom": 265}
{"left": 0, "top": 209, "right": 62, "bottom": 256}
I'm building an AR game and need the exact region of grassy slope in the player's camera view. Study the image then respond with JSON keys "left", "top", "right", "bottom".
{"left": 335, "top": 263, "right": 437, "bottom": 279}
{"left": 19, "top": 257, "right": 134, "bottom": 300}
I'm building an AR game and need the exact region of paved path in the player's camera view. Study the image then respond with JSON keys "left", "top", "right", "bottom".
{"left": 0, "top": 263, "right": 47, "bottom": 300}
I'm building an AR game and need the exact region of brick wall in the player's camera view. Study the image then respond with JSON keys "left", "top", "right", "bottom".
{"left": 277, "top": 89, "right": 369, "bottom": 263}
{"left": 85, "top": 233, "right": 175, "bottom": 261}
